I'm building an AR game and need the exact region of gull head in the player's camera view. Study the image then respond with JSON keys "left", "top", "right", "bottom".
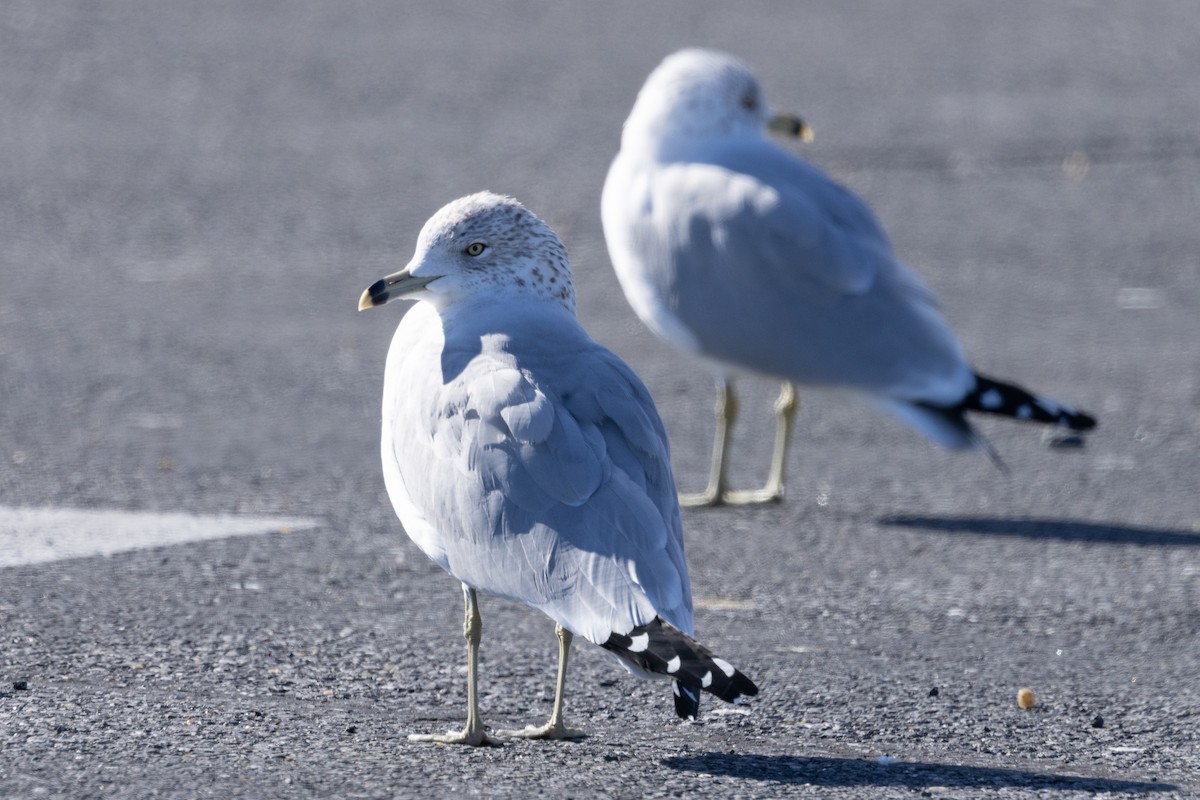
{"left": 358, "top": 192, "right": 576, "bottom": 314}
{"left": 622, "top": 48, "right": 811, "bottom": 155}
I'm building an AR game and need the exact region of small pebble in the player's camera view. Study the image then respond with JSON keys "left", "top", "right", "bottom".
{"left": 1017, "top": 687, "right": 1036, "bottom": 709}
{"left": 928, "top": 687, "right": 939, "bottom": 697}
{"left": 1092, "top": 715, "right": 1104, "bottom": 728}
{"left": 1042, "top": 430, "right": 1085, "bottom": 448}
{"left": 13, "top": 680, "right": 29, "bottom": 691}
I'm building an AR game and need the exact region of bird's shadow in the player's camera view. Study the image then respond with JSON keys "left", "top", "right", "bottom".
{"left": 663, "top": 752, "right": 1175, "bottom": 793}
{"left": 878, "top": 515, "right": 1200, "bottom": 547}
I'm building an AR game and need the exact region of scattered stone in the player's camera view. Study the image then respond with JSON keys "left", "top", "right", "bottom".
{"left": 1043, "top": 430, "right": 1086, "bottom": 448}
{"left": 928, "top": 687, "right": 939, "bottom": 697}
{"left": 346, "top": 725, "right": 357, "bottom": 734}
{"left": 1017, "top": 687, "right": 1036, "bottom": 709}
{"left": 1092, "top": 715, "right": 1104, "bottom": 728}
{"left": 13, "top": 680, "right": 28, "bottom": 691}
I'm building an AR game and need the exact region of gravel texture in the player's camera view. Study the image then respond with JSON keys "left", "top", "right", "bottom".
{"left": 2, "top": 2, "right": 1198, "bottom": 797}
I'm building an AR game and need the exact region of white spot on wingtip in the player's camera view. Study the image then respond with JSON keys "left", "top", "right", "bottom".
{"left": 1037, "top": 397, "right": 1063, "bottom": 415}
{"left": 712, "top": 657, "right": 735, "bottom": 677}
{"left": 666, "top": 655, "right": 681, "bottom": 673}
{"left": 629, "top": 632, "right": 649, "bottom": 652}
{"left": 1016, "top": 404, "right": 1033, "bottom": 419}
{"left": 979, "top": 388, "right": 1003, "bottom": 410}
{"left": 701, "top": 670, "right": 713, "bottom": 688}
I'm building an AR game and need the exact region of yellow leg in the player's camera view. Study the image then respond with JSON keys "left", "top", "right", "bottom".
{"left": 722, "top": 381, "right": 796, "bottom": 505}
{"left": 679, "top": 377, "right": 737, "bottom": 507}
{"left": 498, "top": 624, "right": 585, "bottom": 740}
{"left": 409, "top": 585, "right": 498, "bottom": 746}
{"left": 680, "top": 379, "right": 796, "bottom": 507}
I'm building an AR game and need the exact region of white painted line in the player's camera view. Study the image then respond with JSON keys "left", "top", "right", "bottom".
{"left": 0, "top": 505, "right": 320, "bottom": 568}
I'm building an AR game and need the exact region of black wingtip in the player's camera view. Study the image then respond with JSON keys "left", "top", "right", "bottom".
{"left": 673, "top": 682, "right": 701, "bottom": 720}
{"left": 962, "top": 373, "right": 1097, "bottom": 433}
{"left": 602, "top": 617, "right": 758, "bottom": 719}
{"left": 1069, "top": 410, "right": 1098, "bottom": 432}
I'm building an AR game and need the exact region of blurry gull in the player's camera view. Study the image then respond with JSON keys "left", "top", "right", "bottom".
{"left": 602, "top": 48, "right": 1096, "bottom": 507}
{"left": 358, "top": 192, "right": 757, "bottom": 745}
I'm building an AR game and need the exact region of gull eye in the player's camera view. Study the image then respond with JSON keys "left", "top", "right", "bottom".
{"left": 464, "top": 242, "right": 487, "bottom": 257}
{"left": 740, "top": 92, "right": 758, "bottom": 111}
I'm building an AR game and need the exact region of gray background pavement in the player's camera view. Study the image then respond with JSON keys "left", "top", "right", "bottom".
{"left": 1, "top": 1, "right": 1198, "bottom": 797}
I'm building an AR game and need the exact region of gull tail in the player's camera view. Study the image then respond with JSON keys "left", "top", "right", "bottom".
{"left": 601, "top": 617, "right": 758, "bottom": 720}
{"left": 960, "top": 373, "right": 1097, "bottom": 431}
{"left": 879, "top": 373, "right": 1095, "bottom": 466}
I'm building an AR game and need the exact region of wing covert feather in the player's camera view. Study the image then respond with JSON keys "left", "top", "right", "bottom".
{"left": 398, "top": 328, "right": 692, "bottom": 643}
{"left": 651, "top": 141, "right": 895, "bottom": 298}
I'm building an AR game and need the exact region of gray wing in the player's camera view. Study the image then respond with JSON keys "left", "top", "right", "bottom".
{"left": 618, "top": 140, "right": 971, "bottom": 400}
{"left": 655, "top": 139, "right": 900, "bottom": 298}
{"left": 390, "top": 323, "right": 693, "bottom": 645}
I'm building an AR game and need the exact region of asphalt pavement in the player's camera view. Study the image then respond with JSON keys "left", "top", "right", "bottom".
{"left": 2, "top": 2, "right": 1198, "bottom": 798}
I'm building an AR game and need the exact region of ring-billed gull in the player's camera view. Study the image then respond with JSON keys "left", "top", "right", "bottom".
{"left": 602, "top": 48, "right": 1097, "bottom": 507}
{"left": 358, "top": 192, "right": 757, "bottom": 745}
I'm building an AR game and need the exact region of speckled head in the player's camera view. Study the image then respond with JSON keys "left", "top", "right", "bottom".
{"left": 359, "top": 192, "right": 576, "bottom": 314}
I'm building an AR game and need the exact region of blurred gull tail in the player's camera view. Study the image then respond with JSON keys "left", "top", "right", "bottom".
{"left": 960, "top": 373, "right": 1097, "bottom": 431}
